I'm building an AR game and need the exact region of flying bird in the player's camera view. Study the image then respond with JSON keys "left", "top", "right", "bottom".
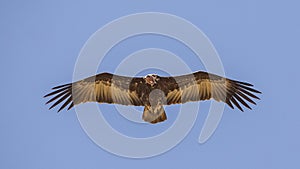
{"left": 44, "top": 71, "right": 261, "bottom": 124}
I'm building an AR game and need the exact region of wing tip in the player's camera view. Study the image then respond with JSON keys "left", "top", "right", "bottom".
{"left": 52, "top": 83, "right": 72, "bottom": 90}
{"left": 233, "top": 80, "right": 254, "bottom": 87}
{"left": 44, "top": 93, "right": 51, "bottom": 98}
{"left": 57, "top": 107, "right": 63, "bottom": 112}
{"left": 67, "top": 102, "right": 74, "bottom": 110}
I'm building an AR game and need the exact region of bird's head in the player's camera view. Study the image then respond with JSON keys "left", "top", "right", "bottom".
{"left": 144, "top": 74, "right": 159, "bottom": 86}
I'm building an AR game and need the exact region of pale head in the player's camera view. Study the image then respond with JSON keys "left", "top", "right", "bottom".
{"left": 143, "top": 74, "right": 159, "bottom": 86}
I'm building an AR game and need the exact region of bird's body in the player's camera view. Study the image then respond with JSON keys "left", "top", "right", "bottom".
{"left": 44, "top": 71, "right": 261, "bottom": 123}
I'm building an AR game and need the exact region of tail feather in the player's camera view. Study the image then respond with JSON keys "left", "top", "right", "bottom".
{"left": 142, "top": 105, "right": 167, "bottom": 124}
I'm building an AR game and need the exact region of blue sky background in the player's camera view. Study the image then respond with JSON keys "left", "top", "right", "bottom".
{"left": 1, "top": 0, "right": 300, "bottom": 168}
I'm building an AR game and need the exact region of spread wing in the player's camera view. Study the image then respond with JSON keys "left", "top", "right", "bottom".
{"left": 159, "top": 71, "right": 261, "bottom": 111}
{"left": 44, "top": 73, "right": 144, "bottom": 112}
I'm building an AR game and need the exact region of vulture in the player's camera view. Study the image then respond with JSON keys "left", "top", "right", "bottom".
{"left": 44, "top": 71, "right": 261, "bottom": 124}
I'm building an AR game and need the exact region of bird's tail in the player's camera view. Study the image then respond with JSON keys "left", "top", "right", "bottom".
{"left": 142, "top": 105, "right": 167, "bottom": 124}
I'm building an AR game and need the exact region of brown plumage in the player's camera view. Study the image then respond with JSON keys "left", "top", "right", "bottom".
{"left": 44, "top": 71, "right": 261, "bottom": 124}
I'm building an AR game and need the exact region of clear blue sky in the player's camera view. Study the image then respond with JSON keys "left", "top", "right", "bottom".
{"left": 1, "top": 0, "right": 299, "bottom": 168}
